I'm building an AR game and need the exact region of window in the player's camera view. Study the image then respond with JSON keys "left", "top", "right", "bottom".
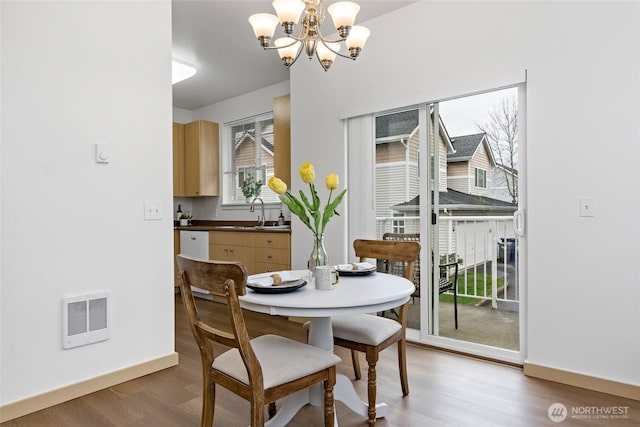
{"left": 475, "top": 168, "right": 487, "bottom": 188}
{"left": 392, "top": 214, "right": 406, "bottom": 233}
{"left": 224, "top": 115, "right": 279, "bottom": 203}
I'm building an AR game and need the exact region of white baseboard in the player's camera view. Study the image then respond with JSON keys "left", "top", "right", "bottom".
{"left": 524, "top": 362, "right": 640, "bottom": 401}
{"left": 0, "top": 352, "right": 179, "bottom": 423}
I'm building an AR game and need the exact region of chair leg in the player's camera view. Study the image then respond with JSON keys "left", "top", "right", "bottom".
{"left": 201, "top": 370, "right": 215, "bottom": 427}
{"left": 398, "top": 337, "right": 409, "bottom": 396}
{"left": 351, "top": 349, "right": 361, "bottom": 380}
{"left": 268, "top": 402, "right": 277, "bottom": 419}
{"left": 453, "top": 288, "right": 458, "bottom": 330}
{"left": 324, "top": 367, "right": 337, "bottom": 427}
{"left": 250, "top": 394, "right": 265, "bottom": 427}
{"left": 365, "top": 348, "right": 379, "bottom": 425}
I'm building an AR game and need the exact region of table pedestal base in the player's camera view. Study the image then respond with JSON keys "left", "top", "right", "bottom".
{"left": 265, "top": 374, "right": 388, "bottom": 426}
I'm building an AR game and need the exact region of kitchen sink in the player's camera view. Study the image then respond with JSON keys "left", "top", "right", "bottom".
{"left": 213, "top": 225, "right": 290, "bottom": 231}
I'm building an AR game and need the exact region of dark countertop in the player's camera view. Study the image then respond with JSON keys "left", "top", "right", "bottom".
{"left": 174, "top": 220, "right": 291, "bottom": 233}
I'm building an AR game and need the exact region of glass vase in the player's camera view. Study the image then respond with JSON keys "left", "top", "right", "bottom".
{"left": 307, "top": 233, "right": 328, "bottom": 275}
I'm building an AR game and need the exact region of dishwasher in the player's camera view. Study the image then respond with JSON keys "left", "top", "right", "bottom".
{"left": 179, "top": 230, "right": 212, "bottom": 299}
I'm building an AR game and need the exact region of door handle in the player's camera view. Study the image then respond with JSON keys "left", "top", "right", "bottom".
{"left": 513, "top": 209, "right": 525, "bottom": 237}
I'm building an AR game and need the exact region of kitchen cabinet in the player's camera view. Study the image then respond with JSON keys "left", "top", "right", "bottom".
{"left": 173, "top": 123, "right": 186, "bottom": 196}
{"left": 174, "top": 120, "right": 219, "bottom": 196}
{"left": 209, "top": 230, "right": 291, "bottom": 275}
{"left": 273, "top": 94, "right": 291, "bottom": 186}
{"left": 254, "top": 232, "right": 291, "bottom": 273}
{"left": 209, "top": 231, "right": 255, "bottom": 273}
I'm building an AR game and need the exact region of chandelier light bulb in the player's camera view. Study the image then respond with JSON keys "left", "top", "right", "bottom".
{"left": 317, "top": 41, "right": 340, "bottom": 70}
{"left": 248, "top": 13, "right": 280, "bottom": 47}
{"left": 272, "top": 0, "right": 306, "bottom": 28}
{"left": 275, "top": 38, "right": 302, "bottom": 67}
{"left": 345, "top": 25, "right": 370, "bottom": 58}
{"left": 327, "top": 1, "right": 360, "bottom": 37}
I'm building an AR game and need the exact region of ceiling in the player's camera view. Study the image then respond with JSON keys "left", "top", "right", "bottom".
{"left": 171, "top": 0, "right": 413, "bottom": 111}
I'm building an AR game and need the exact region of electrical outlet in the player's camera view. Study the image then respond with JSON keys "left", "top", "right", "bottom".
{"left": 579, "top": 197, "right": 595, "bottom": 217}
{"left": 144, "top": 201, "right": 162, "bottom": 220}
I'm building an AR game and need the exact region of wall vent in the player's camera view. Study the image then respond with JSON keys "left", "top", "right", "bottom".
{"left": 62, "top": 291, "right": 110, "bottom": 349}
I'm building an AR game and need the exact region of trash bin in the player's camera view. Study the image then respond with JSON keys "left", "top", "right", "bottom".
{"left": 498, "top": 238, "right": 516, "bottom": 262}
{"left": 504, "top": 238, "right": 516, "bottom": 262}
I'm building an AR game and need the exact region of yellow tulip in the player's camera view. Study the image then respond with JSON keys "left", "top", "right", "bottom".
{"left": 325, "top": 173, "right": 339, "bottom": 190}
{"left": 268, "top": 176, "right": 287, "bottom": 195}
{"left": 299, "top": 162, "right": 316, "bottom": 184}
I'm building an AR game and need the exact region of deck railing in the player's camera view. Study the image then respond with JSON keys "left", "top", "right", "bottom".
{"left": 376, "top": 215, "right": 519, "bottom": 309}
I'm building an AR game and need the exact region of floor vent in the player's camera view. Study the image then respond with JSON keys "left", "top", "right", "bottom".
{"left": 62, "top": 291, "right": 110, "bottom": 349}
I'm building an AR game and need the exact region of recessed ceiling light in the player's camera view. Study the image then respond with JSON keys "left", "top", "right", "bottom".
{"left": 172, "top": 60, "right": 197, "bottom": 84}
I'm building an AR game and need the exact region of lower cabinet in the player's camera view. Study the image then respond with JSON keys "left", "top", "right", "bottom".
{"left": 209, "top": 231, "right": 255, "bottom": 273}
{"left": 254, "top": 232, "right": 291, "bottom": 273}
{"left": 209, "top": 231, "right": 291, "bottom": 275}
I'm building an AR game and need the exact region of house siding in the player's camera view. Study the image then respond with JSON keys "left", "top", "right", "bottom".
{"left": 447, "top": 162, "right": 470, "bottom": 193}
{"left": 376, "top": 162, "right": 409, "bottom": 218}
{"left": 376, "top": 141, "right": 407, "bottom": 163}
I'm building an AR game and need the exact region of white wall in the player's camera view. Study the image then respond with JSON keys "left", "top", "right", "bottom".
{"left": 172, "top": 107, "right": 192, "bottom": 124}
{"left": 1, "top": 0, "right": 174, "bottom": 405}
{"left": 290, "top": 1, "right": 640, "bottom": 386}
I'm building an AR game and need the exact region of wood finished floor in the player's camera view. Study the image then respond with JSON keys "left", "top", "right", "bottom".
{"left": 3, "top": 294, "right": 638, "bottom": 426}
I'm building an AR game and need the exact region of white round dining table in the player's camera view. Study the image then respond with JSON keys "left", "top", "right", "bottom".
{"left": 240, "top": 270, "right": 415, "bottom": 426}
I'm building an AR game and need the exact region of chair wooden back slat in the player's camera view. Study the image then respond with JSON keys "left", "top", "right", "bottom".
{"left": 354, "top": 239, "right": 420, "bottom": 266}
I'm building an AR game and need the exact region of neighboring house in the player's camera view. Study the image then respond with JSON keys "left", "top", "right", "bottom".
{"left": 492, "top": 163, "right": 519, "bottom": 204}
{"left": 447, "top": 133, "right": 496, "bottom": 198}
{"left": 375, "top": 114, "right": 518, "bottom": 266}
{"left": 375, "top": 109, "right": 453, "bottom": 227}
{"left": 233, "top": 129, "right": 275, "bottom": 200}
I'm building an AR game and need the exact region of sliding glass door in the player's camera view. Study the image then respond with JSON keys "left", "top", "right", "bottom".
{"left": 372, "top": 86, "right": 525, "bottom": 363}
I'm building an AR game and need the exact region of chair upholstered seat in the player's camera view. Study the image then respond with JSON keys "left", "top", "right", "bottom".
{"left": 331, "top": 314, "right": 402, "bottom": 346}
{"left": 213, "top": 334, "right": 341, "bottom": 389}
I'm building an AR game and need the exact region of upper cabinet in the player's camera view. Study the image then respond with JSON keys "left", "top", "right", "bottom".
{"left": 173, "top": 120, "right": 220, "bottom": 197}
{"left": 273, "top": 95, "right": 291, "bottom": 186}
{"left": 173, "top": 123, "right": 186, "bottom": 196}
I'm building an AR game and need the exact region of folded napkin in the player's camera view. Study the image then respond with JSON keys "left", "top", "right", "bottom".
{"left": 250, "top": 271, "right": 299, "bottom": 287}
{"left": 335, "top": 262, "right": 376, "bottom": 271}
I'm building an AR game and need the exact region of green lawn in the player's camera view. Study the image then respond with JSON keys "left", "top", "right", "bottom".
{"left": 439, "top": 273, "right": 505, "bottom": 305}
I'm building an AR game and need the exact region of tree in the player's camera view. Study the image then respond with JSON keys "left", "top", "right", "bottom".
{"left": 476, "top": 96, "right": 518, "bottom": 204}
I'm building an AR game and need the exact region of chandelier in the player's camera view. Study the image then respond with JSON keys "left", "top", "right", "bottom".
{"left": 248, "top": 0, "right": 370, "bottom": 71}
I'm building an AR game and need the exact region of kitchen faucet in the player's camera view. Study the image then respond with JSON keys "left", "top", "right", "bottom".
{"left": 250, "top": 197, "right": 265, "bottom": 227}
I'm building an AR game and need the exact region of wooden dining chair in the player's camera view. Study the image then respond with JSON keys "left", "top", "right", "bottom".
{"left": 331, "top": 239, "right": 420, "bottom": 425}
{"left": 176, "top": 255, "right": 340, "bottom": 427}
{"left": 382, "top": 232, "right": 459, "bottom": 329}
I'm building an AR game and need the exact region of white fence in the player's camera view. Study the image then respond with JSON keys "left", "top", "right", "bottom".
{"left": 376, "top": 215, "right": 519, "bottom": 308}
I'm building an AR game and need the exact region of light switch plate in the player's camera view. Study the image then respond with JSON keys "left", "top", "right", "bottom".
{"left": 95, "top": 143, "right": 110, "bottom": 164}
{"left": 143, "top": 201, "right": 162, "bottom": 220}
{"left": 579, "top": 197, "right": 595, "bottom": 217}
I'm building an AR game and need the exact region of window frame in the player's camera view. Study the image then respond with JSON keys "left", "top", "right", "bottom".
{"left": 222, "top": 113, "right": 279, "bottom": 206}
{"left": 475, "top": 167, "right": 487, "bottom": 188}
